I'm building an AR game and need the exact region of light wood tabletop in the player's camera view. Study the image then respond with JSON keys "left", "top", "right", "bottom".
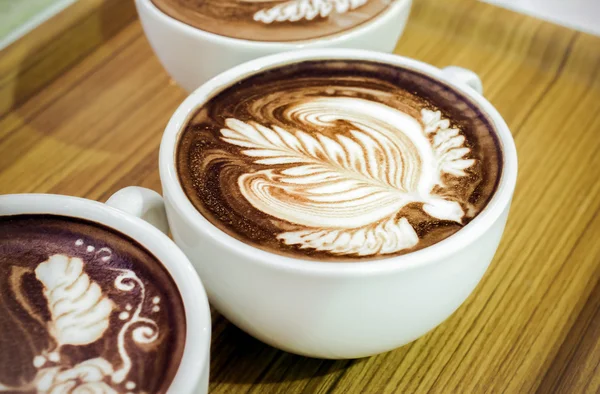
{"left": 1, "top": 0, "right": 599, "bottom": 392}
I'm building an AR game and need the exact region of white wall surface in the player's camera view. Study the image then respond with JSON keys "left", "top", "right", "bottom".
{"left": 482, "top": 0, "right": 600, "bottom": 36}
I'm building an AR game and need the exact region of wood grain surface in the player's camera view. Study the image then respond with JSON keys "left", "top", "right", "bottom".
{"left": 1, "top": 0, "right": 599, "bottom": 392}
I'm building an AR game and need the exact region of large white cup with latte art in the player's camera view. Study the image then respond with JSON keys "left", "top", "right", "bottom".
{"left": 135, "top": 0, "right": 411, "bottom": 91}
{"left": 121, "top": 49, "right": 517, "bottom": 358}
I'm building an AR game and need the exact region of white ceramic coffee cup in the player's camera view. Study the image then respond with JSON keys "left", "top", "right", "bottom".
{"left": 0, "top": 191, "right": 211, "bottom": 393}
{"left": 135, "top": 0, "right": 412, "bottom": 92}
{"left": 132, "top": 49, "right": 515, "bottom": 359}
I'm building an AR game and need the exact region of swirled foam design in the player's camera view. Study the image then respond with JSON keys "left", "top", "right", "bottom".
{"left": 254, "top": 0, "right": 369, "bottom": 24}
{"left": 176, "top": 60, "right": 502, "bottom": 261}
{"left": 150, "top": 0, "right": 391, "bottom": 42}
{"left": 0, "top": 215, "right": 186, "bottom": 391}
{"left": 220, "top": 98, "right": 475, "bottom": 256}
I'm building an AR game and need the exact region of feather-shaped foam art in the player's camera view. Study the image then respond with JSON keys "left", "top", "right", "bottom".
{"left": 220, "top": 97, "right": 475, "bottom": 256}
{"left": 35, "top": 254, "right": 114, "bottom": 347}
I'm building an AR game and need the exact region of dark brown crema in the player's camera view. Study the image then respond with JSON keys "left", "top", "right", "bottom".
{"left": 177, "top": 60, "right": 503, "bottom": 262}
{"left": 0, "top": 215, "right": 185, "bottom": 393}
{"left": 150, "top": 0, "right": 394, "bottom": 42}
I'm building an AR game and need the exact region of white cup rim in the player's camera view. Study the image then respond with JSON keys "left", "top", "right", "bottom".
{"left": 159, "top": 48, "right": 518, "bottom": 276}
{"left": 137, "top": 0, "right": 411, "bottom": 47}
{"left": 0, "top": 193, "right": 211, "bottom": 394}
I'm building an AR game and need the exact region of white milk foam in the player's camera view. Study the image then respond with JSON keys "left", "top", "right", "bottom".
{"left": 220, "top": 97, "right": 476, "bottom": 256}
{"left": 254, "top": 0, "right": 369, "bottom": 24}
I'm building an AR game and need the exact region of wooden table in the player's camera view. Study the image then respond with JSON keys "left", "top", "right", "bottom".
{"left": 1, "top": 0, "right": 599, "bottom": 392}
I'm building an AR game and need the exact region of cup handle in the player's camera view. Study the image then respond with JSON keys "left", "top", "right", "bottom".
{"left": 441, "top": 66, "right": 483, "bottom": 95}
{"left": 106, "top": 186, "right": 169, "bottom": 235}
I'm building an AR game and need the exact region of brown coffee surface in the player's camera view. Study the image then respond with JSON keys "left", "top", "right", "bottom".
{"left": 177, "top": 60, "right": 503, "bottom": 261}
{"left": 150, "top": 0, "right": 394, "bottom": 42}
{"left": 0, "top": 214, "right": 186, "bottom": 393}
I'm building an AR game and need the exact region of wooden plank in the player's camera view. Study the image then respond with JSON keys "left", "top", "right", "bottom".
{"left": 0, "top": 0, "right": 136, "bottom": 117}
{"left": 536, "top": 230, "right": 600, "bottom": 394}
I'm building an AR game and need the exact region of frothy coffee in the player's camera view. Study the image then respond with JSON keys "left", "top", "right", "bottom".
{"left": 0, "top": 215, "right": 186, "bottom": 393}
{"left": 150, "top": 0, "right": 394, "bottom": 42}
{"left": 177, "top": 60, "right": 502, "bottom": 261}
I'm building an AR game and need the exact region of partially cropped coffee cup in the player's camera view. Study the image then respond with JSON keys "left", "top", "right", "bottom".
{"left": 135, "top": 0, "right": 412, "bottom": 91}
{"left": 0, "top": 190, "right": 211, "bottom": 393}
{"left": 137, "top": 48, "right": 516, "bottom": 359}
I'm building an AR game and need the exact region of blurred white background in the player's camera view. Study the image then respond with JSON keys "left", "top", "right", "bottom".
{"left": 483, "top": 0, "right": 600, "bottom": 36}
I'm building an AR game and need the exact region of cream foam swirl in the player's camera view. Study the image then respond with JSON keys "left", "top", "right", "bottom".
{"left": 220, "top": 97, "right": 475, "bottom": 256}
{"left": 254, "top": 0, "right": 369, "bottom": 24}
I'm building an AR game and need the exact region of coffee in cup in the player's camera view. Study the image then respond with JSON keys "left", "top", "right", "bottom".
{"left": 175, "top": 59, "right": 503, "bottom": 261}
{"left": 150, "top": 0, "right": 395, "bottom": 42}
{"left": 0, "top": 214, "right": 186, "bottom": 392}
{"left": 156, "top": 49, "right": 517, "bottom": 358}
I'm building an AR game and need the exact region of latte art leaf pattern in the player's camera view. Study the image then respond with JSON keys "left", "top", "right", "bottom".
{"left": 220, "top": 97, "right": 476, "bottom": 256}
{"left": 34, "top": 358, "right": 117, "bottom": 394}
{"left": 0, "top": 248, "right": 163, "bottom": 392}
{"left": 422, "top": 109, "right": 476, "bottom": 177}
{"left": 0, "top": 216, "right": 186, "bottom": 392}
{"left": 254, "top": 0, "right": 369, "bottom": 23}
{"left": 35, "top": 254, "right": 114, "bottom": 347}
{"left": 279, "top": 216, "right": 419, "bottom": 256}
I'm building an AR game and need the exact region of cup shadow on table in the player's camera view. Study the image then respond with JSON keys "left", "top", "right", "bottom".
{"left": 209, "top": 312, "right": 362, "bottom": 385}
{"left": 0, "top": 0, "right": 154, "bottom": 195}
